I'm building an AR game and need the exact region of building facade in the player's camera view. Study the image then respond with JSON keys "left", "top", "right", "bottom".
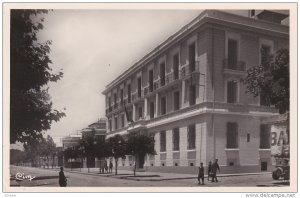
{"left": 102, "top": 10, "right": 289, "bottom": 174}
{"left": 81, "top": 118, "right": 107, "bottom": 168}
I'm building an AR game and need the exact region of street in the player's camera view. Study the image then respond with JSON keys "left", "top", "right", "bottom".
{"left": 9, "top": 166, "right": 289, "bottom": 187}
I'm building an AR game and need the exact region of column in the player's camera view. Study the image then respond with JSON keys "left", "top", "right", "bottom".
{"left": 195, "top": 123, "right": 203, "bottom": 166}
{"left": 144, "top": 98, "right": 148, "bottom": 119}
{"left": 154, "top": 132, "right": 160, "bottom": 166}
{"left": 179, "top": 126, "right": 188, "bottom": 166}
{"left": 155, "top": 93, "right": 159, "bottom": 117}
{"left": 166, "top": 130, "right": 173, "bottom": 166}
{"left": 132, "top": 104, "right": 136, "bottom": 122}
{"left": 181, "top": 80, "right": 186, "bottom": 108}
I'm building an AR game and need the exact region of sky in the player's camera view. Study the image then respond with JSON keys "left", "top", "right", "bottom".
{"left": 37, "top": 10, "right": 202, "bottom": 139}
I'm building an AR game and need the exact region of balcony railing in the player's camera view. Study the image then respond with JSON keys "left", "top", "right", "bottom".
{"left": 180, "top": 61, "right": 200, "bottom": 79}
{"left": 223, "top": 59, "right": 246, "bottom": 71}
{"left": 132, "top": 91, "right": 144, "bottom": 103}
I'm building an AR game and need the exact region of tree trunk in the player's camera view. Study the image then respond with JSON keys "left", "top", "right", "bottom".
{"left": 134, "top": 160, "right": 136, "bottom": 177}
{"left": 115, "top": 158, "right": 118, "bottom": 175}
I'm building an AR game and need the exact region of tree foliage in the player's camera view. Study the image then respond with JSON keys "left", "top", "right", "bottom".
{"left": 106, "top": 134, "right": 127, "bottom": 175}
{"left": 243, "top": 48, "right": 289, "bottom": 114}
{"left": 10, "top": 9, "right": 65, "bottom": 144}
{"left": 126, "top": 133, "right": 156, "bottom": 176}
{"left": 22, "top": 135, "right": 57, "bottom": 167}
{"left": 126, "top": 133, "right": 156, "bottom": 157}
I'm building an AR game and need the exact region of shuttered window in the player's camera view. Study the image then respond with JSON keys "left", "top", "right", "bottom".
{"left": 187, "top": 124, "right": 196, "bottom": 150}
{"left": 226, "top": 122, "right": 238, "bottom": 148}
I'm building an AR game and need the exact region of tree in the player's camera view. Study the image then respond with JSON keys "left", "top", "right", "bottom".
{"left": 10, "top": 9, "right": 65, "bottom": 144}
{"left": 243, "top": 48, "right": 289, "bottom": 140}
{"left": 243, "top": 48, "right": 289, "bottom": 114}
{"left": 10, "top": 149, "right": 26, "bottom": 165}
{"left": 94, "top": 138, "right": 111, "bottom": 172}
{"left": 44, "top": 135, "right": 57, "bottom": 168}
{"left": 23, "top": 137, "right": 46, "bottom": 167}
{"left": 126, "top": 133, "right": 156, "bottom": 176}
{"left": 81, "top": 134, "right": 96, "bottom": 172}
{"left": 107, "top": 135, "right": 127, "bottom": 175}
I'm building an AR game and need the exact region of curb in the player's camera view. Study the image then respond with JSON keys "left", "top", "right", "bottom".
{"left": 65, "top": 170, "right": 271, "bottom": 181}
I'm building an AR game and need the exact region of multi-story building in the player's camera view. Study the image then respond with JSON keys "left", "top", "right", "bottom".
{"left": 81, "top": 118, "right": 107, "bottom": 168}
{"left": 102, "top": 10, "right": 289, "bottom": 174}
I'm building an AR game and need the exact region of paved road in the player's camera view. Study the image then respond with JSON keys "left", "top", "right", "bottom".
{"left": 10, "top": 166, "right": 289, "bottom": 187}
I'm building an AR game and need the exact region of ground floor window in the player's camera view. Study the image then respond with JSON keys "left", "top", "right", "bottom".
{"left": 173, "top": 128, "right": 180, "bottom": 151}
{"left": 260, "top": 124, "right": 270, "bottom": 149}
{"left": 160, "top": 131, "right": 166, "bottom": 152}
{"left": 226, "top": 122, "right": 238, "bottom": 148}
{"left": 187, "top": 125, "right": 196, "bottom": 150}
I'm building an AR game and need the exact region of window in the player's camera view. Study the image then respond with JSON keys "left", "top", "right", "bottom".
{"left": 108, "top": 97, "right": 111, "bottom": 111}
{"left": 114, "top": 93, "right": 117, "bottom": 109}
{"left": 173, "top": 128, "right": 180, "bottom": 151}
{"left": 120, "top": 89, "right": 124, "bottom": 106}
{"left": 260, "top": 93, "right": 270, "bottom": 106}
{"left": 174, "top": 91, "right": 180, "bottom": 110}
{"left": 227, "top": 80, "right": 238, "bottom": 103}
{"left": 261, "top": 162, "right": 268, "bottom": 171}
{"left": 226, "top": 122, "right": 238, "bottom": 148}
{"left": 247, "top": 133, "right": 250, "bottom": 143}
{"left": 189, "top": 85, "right": 196, "bottom": 105}
{"left": 108, "top": 119, "right": 112, "bottom": 131}
{"left": 121, "top": 114, "right": 124, "bottom": 127}
{"left": 160, "top": 131, "right": 166, "bottom": 152}
{"left": 150, "top": 102, "right": 155, "bottom": 118}
{"left": 260, "top": 124, "right": 270, "bottom": 149}
{"left": 187, "top": 124, "right": 196, "bottom": 150}
{"left": 173, "top": 53, "right": 179, "bottom": 80}
{"left": 228, "top": 39, "right": 238, "bottom": 69}
{"left": 127, "top": 84, "right": 131, "bottom": 103}
{"left": 149, "top": 69, "right": 154, "bottom": 92}
{"left": 138, "top": 107, "right": 143, "bottom": 119}
{"left": 250, "top": 9, "right": 255, "bottom": 17}
{"left": 189, "top": 43, "right": 196, "bottom": 72}
{"left": 128, "top": 111, "right": 132, "bottom": 122}
{"left": 114, "top": 116, "right": 118, "bottom": 130}
{"left": 160, "top": 62, "right": 166, "bottom": 86}
{"left": 261, "top": 44, "right": 271, "bottom": 65}
{"left": 161, "top": 97, "right": 166, "bottom": 115}
{"left": 137, "top": 77, "right": 142, "bottom": 98}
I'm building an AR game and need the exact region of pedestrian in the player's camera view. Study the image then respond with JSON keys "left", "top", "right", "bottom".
{"left": 59, "top": 167, "right": 67, "bottom": 187}
{"left": 207, "top": 161, "right": 212, "bottom": 181}
{"left": 197, "top": 162, "right": 205, "bottom": 185}
{"left": 211, "top": 159, "right": 220, "bottom": 183}
{"left": 105, "top": 162, "right": 108, "bottom": 173}
{"left": 109, "top": 161, "right": 113, "bottom": 173}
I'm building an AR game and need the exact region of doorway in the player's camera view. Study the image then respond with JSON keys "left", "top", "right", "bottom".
{"left": 137, "top": 153, "right": 145, "bottom": 169}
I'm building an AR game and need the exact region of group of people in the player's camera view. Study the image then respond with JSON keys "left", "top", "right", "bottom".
{"left": 197, "top": 159, "right": 220, "bottom": 185}
{"left": 99, "top": 161, "right": 113, "bottom": 174}
{"left": 59, "top": 159, "right": 220, "bottom": 187}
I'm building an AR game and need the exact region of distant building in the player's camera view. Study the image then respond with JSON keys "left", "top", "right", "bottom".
{"left": 102, "top": 10, "right": 289, "bottom": 174}
{"left": 81, "top": 118, "right": 107, "bottom": 142}
{"left": 81, "top": 118, "right": 107, "bottom": 168}
{"left": 62, "top": 134, "right": 82, "bottom": 150}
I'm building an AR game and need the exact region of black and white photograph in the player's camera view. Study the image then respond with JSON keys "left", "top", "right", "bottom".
{"left": 3, "top": 2, "right": 297, "bottom": 194}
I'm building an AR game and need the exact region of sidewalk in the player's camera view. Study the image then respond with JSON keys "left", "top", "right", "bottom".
{"left": 64, "top": 167, "right": 271, "bottom": 181}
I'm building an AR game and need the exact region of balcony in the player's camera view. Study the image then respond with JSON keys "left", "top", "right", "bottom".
{"left": 223, "top": 59, "right": 246, "bottom": 74}
{"left": 132, "top": 90, "right": 144, "bottom": 103}
{"left": 180, "top": 61, "right": 201, "bottom": 79}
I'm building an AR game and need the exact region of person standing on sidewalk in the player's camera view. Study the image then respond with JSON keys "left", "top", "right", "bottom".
{"left": 207, "top": 161, "right": 212, "bottom": 181}
{"left": 197, "top": 162, "right": 205, "bottom": 185}
{"left": 59, "top": 167, "right": 67, "bottom": 187}
{"left": 109, "top": 161, "right": 113, "bottom": 173}
{"left": 211, "top": 159, "right": 220, "bottom": 183}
